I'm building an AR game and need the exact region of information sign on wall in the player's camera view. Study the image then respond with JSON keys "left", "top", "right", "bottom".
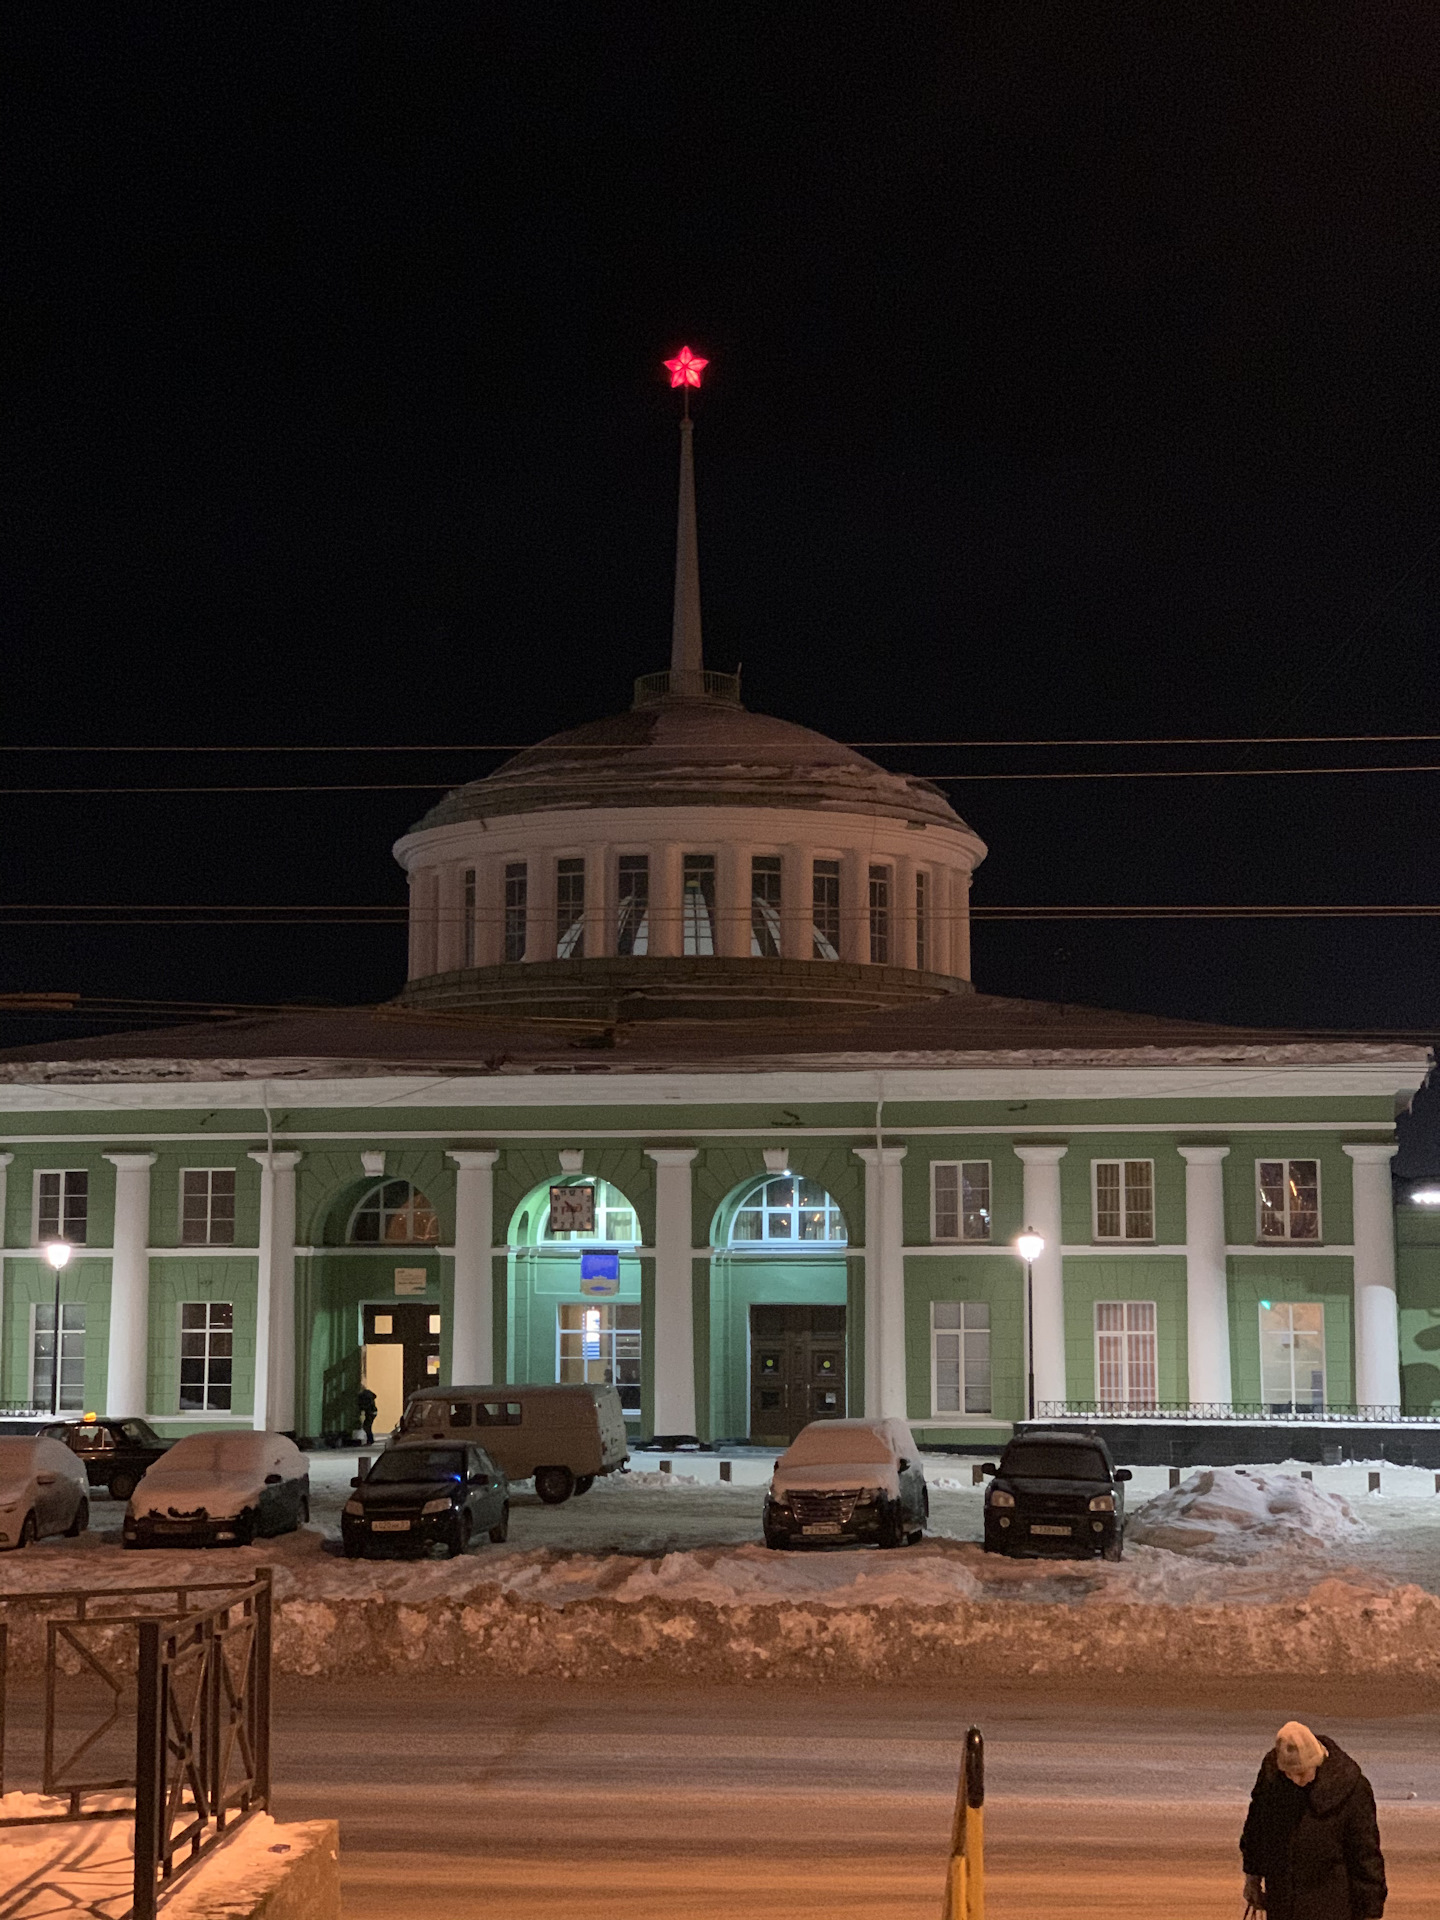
{"left": 393, "top": 1268, "right": 427, "bottom": 1295}
{"left": 580, "top": 1250, "right": 621, "bottom": 1297}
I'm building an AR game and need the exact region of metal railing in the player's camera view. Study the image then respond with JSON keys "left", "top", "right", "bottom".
{"left": 0, "top": 1571, "right": 272, "bottom": 1920}
{"left": 1032, "top": 1400, "right": 1420, "bottom": 1423}
{"left": 631, "top": 666, "right": 742, "bottom": 705}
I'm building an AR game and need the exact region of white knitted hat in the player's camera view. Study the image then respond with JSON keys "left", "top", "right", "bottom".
{"left": 1275, "top": 1722, "right": 1326, "bottom": 1774}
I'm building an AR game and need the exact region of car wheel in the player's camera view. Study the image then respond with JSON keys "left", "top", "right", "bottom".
{"left": 66, "top": 1497, "right": 89, "bottom": 1538}
{"left": 763, "top": 1531, "right": 789, "bottom": 1551}
{"left": 489, "top": 1502, "right": 510, "bottom": 1544}
{"left": 1102, "top": 1535, "right": 1124, "bottom": 1562}
{"left": 907, "top": 1526, "right": 924, "bottom": 1547}
{"left": 572, "top": 1475, "right": 595, "bottom": 1497}
{"left": 299, "top": 1495, "right": 311, "bottom": 1525}
{"left": 878, "top": 1503, "right": 905, "bottom": 1550}
{"left": 109, "top": 1471, "right": 137, "bottom": 1503}
{"left": 232, "top": 1511, "right": 256, "bottom": 1548}
{"left": 19, "top": 1511, "right": 38, "bottom": 1550}
{"left": 342, "top": 1537, "right": 363, "bottom": 1559}
{"left": 534, "top": 1466, "right": 575, "bottom": 1505}
{"left": 448, "top": 1512, "right": 473, "bottom": 1558}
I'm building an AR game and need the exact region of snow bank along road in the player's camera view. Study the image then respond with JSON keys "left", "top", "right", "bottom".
{"left": 264, "top": 1682, "right": 1440, "bottom": 1919}
{"left": 9, "top": 1457, "right": 1440, "bottom": 1688}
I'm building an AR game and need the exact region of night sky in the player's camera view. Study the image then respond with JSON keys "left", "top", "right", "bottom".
{"left": 2, "top": 7, "right": 1437, "bottom": 1149}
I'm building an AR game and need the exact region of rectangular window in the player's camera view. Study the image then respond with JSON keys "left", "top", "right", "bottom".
{"left": 181, "top": 1168, "right": 236, "bottom": 1246}
{"left": 33, "top": 1302, "right": 86, "bottom": 1412}
{"left": 556, "top": 858, "right": 585, "bottom": 958}
{"left": 1093, "top": 1159, "right": 1155, "bottom": 1240}
{"left": 504, "top": 862, "right": 527, "bottom": 963}
{"left": 36, "top": 1170, "right": 88, "bottom": 1245}
{"left": 915, "top": 871, "right": 928, "bottom": 972}
{"left": 462, "top": 868, "right": 476, "bottom": 969}
{"left": 750, "top": 855, "right": 782, "bottom": 957}
{"left": 1259, "top": 1301, "right": 1326, "bottom": 1410}
{"left": 1257, "top": 1159, "right": 1321, "bottom": 1242}
{"left": 180, "top": 1301, "right": 234, "bottom": 1412}
{"left": 931, "top": 1161, "right": 992, "bottom": 1242}
{"left": 932, "top": 1301, "right": 991, "bottom": 1415}
{"left": 557, "top": 1302, "right": 641, "bottom": 1417}
{"left": 868, "top": 864, "right": 891, "bottom": 964}
{"left": 812, "top": 859, "right": 840, "bottom": 960}
{"left": 1094, "top": 1301, "right": 1157, "bottom": 1408}
{"left": 682, "top": 854, "right": 716, "bottom": 955}
{"left": 616, "top": 854, "right": 649, "bottom": 956}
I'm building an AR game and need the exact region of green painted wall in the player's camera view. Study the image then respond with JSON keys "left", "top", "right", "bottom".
{"left": 900, "top": 1139, "right": 1023, "bottom": 1246}
{"left": 145, "top": 1258, "right": 257, "bottom": 1422}
{"left": 1061, "top": 1256, "right": 1189, "bottom": 1400}
{"left": 1221, "top": 1139, "right": 1357, "bottom": 1247}
{"left": 3, "top": 1152, "right": 116, "bottom": 1250}
{"left": 148, "top": 1158, "right": 261, "bottom": 1247}
{"left": 302, "top": 1251, "right": 443, "bottom": 1436}
{"left": 902, "top": 1254, "right": 1022, "bottom": 1426}
{"left": 2, "top": 1257, "right": 111, "bottom": 1411}
{"left": 1059, "top": 1142, "right": 1187, "bottom": 1245}
{"left": 1227, "top": 1256, "right": 1355, "bottom": 1405}
{"left": 705, "top": 1254, "right": 848, "bottom": 1440}
{"left": 1398, "top": 1201, "right": 1440, "bottom": 1414}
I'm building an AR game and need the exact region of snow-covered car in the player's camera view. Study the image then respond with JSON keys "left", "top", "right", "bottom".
{"left": 980, "top": 1429, "right": 1132, "bottom": 1560}
{"left": 0, "top": 1434, "right": 91, "bottom": 1550}
{"left": 763, "top": 1417, "right": 928, "bottom": 1549}
{"left": 123, "top": 1430, "right": 310, "bottom": 1549}
{"left": 342, "top": 1442, "right": 510, "bottom": 1558}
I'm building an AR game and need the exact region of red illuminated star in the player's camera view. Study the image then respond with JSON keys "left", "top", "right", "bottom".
{"left": 664, "top": 346, "right": 708, "bottom": 389}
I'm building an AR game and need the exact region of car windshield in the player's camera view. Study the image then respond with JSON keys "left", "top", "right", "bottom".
{"left": 1001, "top": 1445, "right": 1109, "bottom": 1481}
{"left": 367, "top": 1449, "right": 464, "bottom": 1484}
{"left": 120, "top": 1420, "right": 162, "bottom": 1445}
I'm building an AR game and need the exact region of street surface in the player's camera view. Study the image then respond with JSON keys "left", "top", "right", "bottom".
{"left": 268, "top": 1681, "right": 1440, "bottom": 1919}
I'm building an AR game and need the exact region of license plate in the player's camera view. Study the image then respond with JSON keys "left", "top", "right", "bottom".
{"left": 371, "top": 1518, "right": 410, "bottom": 1532}
{"left": 803, "top": 1521, "right": 843, "bottom": 1535}
{"left": 1030, "top": 1523, "right": 1071, "bottom": 1536}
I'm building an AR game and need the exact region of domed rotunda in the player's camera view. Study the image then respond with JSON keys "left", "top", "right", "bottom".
{"left": 394, "top": 407, "right": 986, "bottom": 1020}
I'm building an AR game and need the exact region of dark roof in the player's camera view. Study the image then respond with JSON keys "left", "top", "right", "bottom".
{"left": 0, "top": 991, "right": 1427, "bottom": 1082}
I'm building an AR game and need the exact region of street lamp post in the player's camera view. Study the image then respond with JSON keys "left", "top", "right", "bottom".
{"left": 44, "top": 1240, "right": 72, "bottom": 1416}
{"left": 1015, "top": 1229, "right": 1045, "bottom": 1422}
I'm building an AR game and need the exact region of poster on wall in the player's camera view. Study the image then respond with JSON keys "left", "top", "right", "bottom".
{"left": 549, "top": 1183, "right": 596, "bottom": 1234}
{"left": 580, "top": 1250, "right": 621, "bottom": 1297}
{"left": 393, "top": 1268, "right": 427, "bottom": 1296}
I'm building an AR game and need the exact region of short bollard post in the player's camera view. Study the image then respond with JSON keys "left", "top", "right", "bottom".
{"left": 1168, "top": 1467, "right": 1181, "bottom": 1489}
{"left": 719, "top": 1460, "right": 732, "bottom": 1482}
{"left": 941, "top": 1725, "right": 984, "bottom": 1920}
{"left": 1434, "top": 1472, "right": 1440, "bottom": 1496}
{"left": 1369, "top": 1471, "right": 1381, "bottom": 1494}
{"left": 1301, "top": 1470, "right": 1313, "bottom": 1482}
{"left": 971, "top": 1463, "right": 984, "bottom": 1487}
{"left": 659, "top": 1459, "right": 672, "bottom": 1475}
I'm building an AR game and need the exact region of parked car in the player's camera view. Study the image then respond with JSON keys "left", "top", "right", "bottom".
{"left": 395, "top": 1383, "right": 628, "bottom": 1504}
{"left": 763, "top": 1417, "right": 929, "bottom": 1549}
{"left": 0, "top": 1435, "right": 90, "bottom": 1549}
{"left": 123, "top": 1431, "right": 310, "bottom": 1548}
{"left": 39, "top": 1414, "right": 171, "bottom": 1502}
{"left": 980, "top": 1429, "right": 1132, "bottom": 1559}
{"left": 342, "top": 1442, "right": 509, "bottom": 1558}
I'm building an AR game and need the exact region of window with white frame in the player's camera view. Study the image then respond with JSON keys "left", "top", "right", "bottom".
{"left": 812, "top": 860, "right": 840, "bottom": 959}
{"left": 33, "top": 1302, "right": 86, "bottom": 1411}
{"left": 181, "top": 1169, "right": 236, "bottom": 1246}
{"left": 1259, "top": 1301, "right": 1326, "bottom": 1409}
{"left": 728, "top": 1176, "right": 847, "bottom": 1246}
{"left": 35, "top": 1170, "right": 88, "bottom": 1245}
{"left": 915, "top": 871, "right": 929, "bottom": 972}
{"left": 180, "top": 1301, "right": 234, "bottom": 1411}
{"left": 616, "top": 855, "right": 649, "bottom": 956}
{"left": 1257, "top": 1159, "right": 1320, "bottom": 1241}
{"left": 557, "top": 1302, "right": 642, "bottom": 1416}
{"left": 350, "top": 1181, "right": 440, "bottom": 1244}
{"left": 462, "top": 868, "right": 477, "bottom": 968}
{"left": 932, "top": 1301, "right": 991, "bottom": 1415}
{"left": 1094, "top": 1300, "right": 1158, "bottom": 1407}
{"left": 540, "top": 1178, "right": 640, "bottom": 1245}
{"left": 556, "top": 858, "right": 586, "bottom": 958}
{"left": 931, "top": 1161, "right": 992, "bottom": 1241}
{"left": 868, "top": 864, "right": 891, "bottom": 963}
{"left": 683, "top": 853, "right": 716, "bottom": 954}
{"left": 750, "top": 856, "right": 782, "bottom": 957}
{"left": 1093, "top": 1160, "right": 1155, "bottom": 1240}
{"left": 504, "top": 862, "right": 527, "bottom": 963}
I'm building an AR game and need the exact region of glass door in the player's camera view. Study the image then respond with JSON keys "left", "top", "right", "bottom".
{"left": 1259, "top": 1302, "right": 1326, "bottom": 1411}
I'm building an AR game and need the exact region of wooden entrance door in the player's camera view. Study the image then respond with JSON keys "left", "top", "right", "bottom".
{"left": 748, "top": 1304, "right": 846, "bottom": 1445}
{"left": 362, "top": 1302, "right": 441, "bottom": 1435}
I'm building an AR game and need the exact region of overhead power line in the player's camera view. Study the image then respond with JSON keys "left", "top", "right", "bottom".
{"left": 3, "top": 732, "right": 1440, "bottom": 752}
{"left": 0, "top": 902, "right": 1436, "bottom": 925}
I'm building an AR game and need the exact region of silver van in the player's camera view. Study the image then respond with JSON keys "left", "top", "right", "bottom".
{"left": 393, "top": 1383, "right": 629, "bottom": 1504}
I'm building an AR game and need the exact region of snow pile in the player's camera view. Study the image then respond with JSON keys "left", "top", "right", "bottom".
{"left": 1127, "top": 1468, "right": 1366, "bottom": 1557}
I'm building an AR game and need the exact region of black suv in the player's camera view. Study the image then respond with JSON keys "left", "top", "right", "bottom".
{"left": 981, "top": 1429, "right": 1131, "bottom": 1559}
{"left": 39, "top": 1417, "right": 171, "bottom": 1503}
{"left": 342, "top": 1442, "right": 509, "bottom": 1558}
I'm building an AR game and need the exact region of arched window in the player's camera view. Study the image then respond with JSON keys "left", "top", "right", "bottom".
{"left": 349, "top": 1180, "right": 440, "bottom": 1244}
{"left": 728, "top": 1175, "right": 847, "bottom": 1247}
{"left": 539, "top": 1177, "right": 639, "bottom": 1245}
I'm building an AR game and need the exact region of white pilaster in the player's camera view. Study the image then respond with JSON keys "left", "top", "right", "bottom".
{"left": 649, "top": 843, "right": 683, "bottom": 958}
{"left": 448, "top": 1150, "right": 498, "bottom": 1384}
{"left": 855, "top": 1146, "right": 908, "bottom": 1417}
{"left": 103, "top": 1153, "right": 156, "bottom": 1416}
{"left": 0, "top": 1155, "right": 11, "bottom": 1405}
{"left": 953, "top": 870, "right": 972, "bottom": 981}
{"left": 249, "top": 1151, "right": 302, "bottom": 1432}
{"left": 781, "top": 844, "right": 810, "bottom": 960}
{"left": 839, "top": 849, "right": 866, "bottom": 963}
{"left": 1014, "top": 1145, "right": 1068, "bottom": 1408}
{"left": 717, "top": 845, "right": 751, "bottom": 958}
{"left": 893, "top": 854, "right": 917, "bottom": 970}
{"left": 1179, "top": 1146, "right": 1232, "bottom": 1405}
{"left": 646, "top": 1149, "right": 699, "bottom": 1433}
{"left": 1344, "top": 1143, "right": 1401, "bottom": 1408}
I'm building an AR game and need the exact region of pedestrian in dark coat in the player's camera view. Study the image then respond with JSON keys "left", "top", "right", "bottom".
{"left": 1241, "top": 1720, "right": 1386, "bottom": 1920}
{"left": 357, "top": 1385, "right": 378, "bottom": 1447}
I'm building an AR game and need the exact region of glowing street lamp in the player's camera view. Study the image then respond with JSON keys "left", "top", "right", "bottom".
{"left": 1015, "top": 1229, "right": 1045, "bottom": 1423}
{"left": 44, "top": 1240, "right": 72, "bottom": 1416}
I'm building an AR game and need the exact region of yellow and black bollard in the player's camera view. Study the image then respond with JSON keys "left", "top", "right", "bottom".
{"left": 940, "top": 1725, "right": 985, "bottom": 1920}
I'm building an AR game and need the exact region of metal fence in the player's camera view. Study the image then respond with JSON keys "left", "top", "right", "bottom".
{"left": 1032, "top": 1400, "right": 1423, "bottom": 1423}
{"left": 0, "top": 1571, "right": 272, "bottom": 1920}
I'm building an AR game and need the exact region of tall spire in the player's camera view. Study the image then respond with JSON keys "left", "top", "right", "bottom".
{"left": 670, "top": 411, "right": 703, "bottom": 679}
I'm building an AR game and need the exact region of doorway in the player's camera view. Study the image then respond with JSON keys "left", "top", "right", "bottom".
{"left": 362, "top": 1301, "right": 441, "bottom": 1436}
{"left": 748, "top": 1304, "right": 846, "bottom": 1445}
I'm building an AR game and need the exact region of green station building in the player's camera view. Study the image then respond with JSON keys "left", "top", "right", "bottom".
{"left": 1, "top": 417, "right": 1433, "bottom": 1448}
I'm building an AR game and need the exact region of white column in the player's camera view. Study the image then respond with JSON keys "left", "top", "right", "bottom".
{"left": 1179, "top": 1146, "right": 1232, "bottom": 1405}
{"left": 249, "top": 1151, "right": 302, "bottom": 1432}
{"left": 840, "top": 849, "right": 866, "bottom": 963}
{"left": 649, "top": 843, "right": 682, "bottom": 957}
{"left": 103, "top": 1153, "right": 156, "bottom": 1416}
{"left": 448, "top": 1150, "right": 498, "bottom": 1384}
{"left": 0, "top": 1154, "right": 11, "bottom": 1405}
{"left": 781, "top": 844, "right": 810, "bottom": 960}
{"left": 646, "top": 1148, "right": 699, "bottom": 1434}
{"left": 855, "top": 1146, "right": 908, "bottom": 1417}
{"left": 1345, "top": 1143, "right": 1402, "bottom": 1409}
{"left": 717, "top": 845, "right": 751, "bottom": 958}
{"left": 952, "top": 870, "right": 972, "bottom": 981}
{"left": 1014, "top": 1145, "right": 1067, "bottom": 1408}
{"left": 893, "top": 854, "right": 917, "bottom": 970}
